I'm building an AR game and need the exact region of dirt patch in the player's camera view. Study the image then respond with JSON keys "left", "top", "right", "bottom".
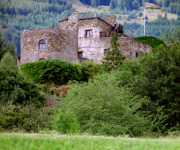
{"left": 44, "top": 84, "right": 71, "bottom": 107}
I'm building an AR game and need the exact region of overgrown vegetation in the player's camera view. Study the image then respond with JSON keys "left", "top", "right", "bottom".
{"left": 55, "top": 42, "right": 180, "bottom": 137}
{"left": 103, "top": 32, "right": 125, "bottom": 68}
{"left": 0, "top": 102, "right": 54, "bottom": 132}
{"left": 0, "top": 34, "right": 45, "bottom": 107}
{"left": 21, "top": 59, "right": 88, "bottom": 85}
{"left": 1, "top": 30, "right": 180, "bottom": 137}
{"left": 134, "top": 36, "right": 165, "bottom": 48}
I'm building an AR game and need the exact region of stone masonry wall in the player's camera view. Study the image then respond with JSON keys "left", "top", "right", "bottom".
{"left": 78, "top": 18, "right": 112, "bottom": 64}
{"left": 21, "top": 11, "right": 79, "bottom": 65}
{"left": 105, "top": 15, "right": 116, "bottom": 27}
{"left": 117, "top": 37, "right": 151, "bottom": 59}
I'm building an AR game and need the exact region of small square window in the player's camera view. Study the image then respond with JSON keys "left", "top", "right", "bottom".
{"left": 78, "top": 52, "right": 83, "bottom": 58}
{"left": 86, "top": 30, "right": 92, "bottom": 38}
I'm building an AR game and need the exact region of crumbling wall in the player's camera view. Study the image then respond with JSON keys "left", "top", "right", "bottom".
{"left": 21, "top": 11, "right": 79, "bottom": 65}
{"left": 117, "top": 37, "right": 151, "bottom": 59}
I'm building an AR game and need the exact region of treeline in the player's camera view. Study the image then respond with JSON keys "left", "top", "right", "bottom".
{"left": 123, "top": 17, "right": 180, "bottom": 38}
{"left": 0, "top": 0, "right": 74, "bottom": 54}
{"left": 162, "top": 0, "right": 180, "bottom": 15}
{"left": 80, "top": 0, "right": 180, "bottom": 16}
{"left": 79, "top": 0, "right": 111, "bottom": 7}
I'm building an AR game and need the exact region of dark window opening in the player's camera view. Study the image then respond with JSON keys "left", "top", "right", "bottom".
{"left": 136, "top": 52, "right": 138, "bottom": 57}
{"left": 39, "top": 40, "right": 46, "bottom": 49}
{"left": 104, "top": 49, "right": 109, "bottom": 55}
{"left": 78, "top": 51, "right": 83, "bottom": 58}
{"left": 86, "top": 30, "right": 92, "bottom": 38}
{"left": 100, "top": 32, "right": 107, "bottom": 38}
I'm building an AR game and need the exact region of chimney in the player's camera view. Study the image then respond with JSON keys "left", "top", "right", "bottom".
{"left": 105, "top": 15, "right": 116, "bottom": 27}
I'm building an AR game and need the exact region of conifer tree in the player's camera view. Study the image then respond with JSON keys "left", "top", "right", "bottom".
{"left": 103, "top": 32, "right": 125, "bottom": 68}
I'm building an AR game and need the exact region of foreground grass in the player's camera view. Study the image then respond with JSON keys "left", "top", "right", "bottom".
{"left": 1, "top": 133, "right": 180, "bottom": 150}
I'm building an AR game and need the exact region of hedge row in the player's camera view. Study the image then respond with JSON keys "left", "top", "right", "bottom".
{"left": 21, "top": 59, "right": 88, "bottom": 85}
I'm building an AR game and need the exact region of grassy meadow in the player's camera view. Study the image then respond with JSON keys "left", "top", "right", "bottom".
{"left": 1, "top": 133, "right": 180, "bottom": 150}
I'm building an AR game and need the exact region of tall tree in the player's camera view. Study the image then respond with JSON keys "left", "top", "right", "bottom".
{"left": 103, "top": 32, "right": 125, "bottom": 68}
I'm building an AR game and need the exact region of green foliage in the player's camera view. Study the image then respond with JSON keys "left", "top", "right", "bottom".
{"left": 0, "top": 56, "right": 45, "bottom": 107}
{"left": 0, "top": 102, "right": 54, "bottom": 132}
{"left": 21, "top": 59, "right": 88, "bottom": 85}
{"left": 123, "top": 19, "right": 180, "bottom": 38}
{"left": 161, "top": 27, "right": 180, "bottom": 44}
{"left": 0, "top": 32, "right": 17, "bottom": 60}
{"left": 0, "top": 0, "right": 74, "bottom": 54}
{"left": 129, "top": 42, "right": 180, "bottom": 133}
{"left": 58, "top": 72, "right": 148, "bottom": 137}
{"left": 53, "top": 109, "right": 79, "bottom": 134}
{"left": 0, "top": 52, "right": 17, "bottom": 70}
{"left": 134, "top": 36, "right": 165, "bottom": 48}
{"left": 103, "top": 32, "right": 125, "bottom": 68}
{"left": 81, "top": 60, "right": 100, "bottom": 78}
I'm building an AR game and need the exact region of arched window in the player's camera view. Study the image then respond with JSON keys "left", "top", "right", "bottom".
{"left": 39, "top": 40, "right": 46, "bottom": 49}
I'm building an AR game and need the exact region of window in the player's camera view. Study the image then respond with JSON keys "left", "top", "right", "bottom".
{"left": 136, "top": 52, "right": 138, "bottom": 57}
{"left": 86, "top": 30, "right": 92, "bottom": 38}
{"left": 78, "top": 51, "right": 83, "bottom": 58}
{"left": 104, "top": 49, "right": 109, "bottom": 55}
{"left": 39, "top": 40, "right": 46, "bottom": 49}
{"left": 100, "top": 32, "right": 106, "bottom": 38}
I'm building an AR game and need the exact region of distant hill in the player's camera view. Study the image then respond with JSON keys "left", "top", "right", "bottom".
{"left": 0, "top": 0, "right": 75, "bottom": 54}
{"left": 0, "top": 0, "right": 180, "bottom": 54}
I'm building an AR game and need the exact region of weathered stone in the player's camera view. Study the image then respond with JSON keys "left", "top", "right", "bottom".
{"left": 105, "top": 15, "right": 116, "bottom": 26}
{"left": 20, "top": 11, "right": 151, "bottom": 67}
{"left": 20, "top": 12, "right": 79, "bottom": 65}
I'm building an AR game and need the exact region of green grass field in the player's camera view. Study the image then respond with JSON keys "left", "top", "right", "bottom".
{"left": 1, "top": 133, "right": 180, "bottom": 150}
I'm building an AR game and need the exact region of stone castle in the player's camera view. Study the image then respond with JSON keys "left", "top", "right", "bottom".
{"left": 19, "top": 11, "right": 150, "bottom": 65}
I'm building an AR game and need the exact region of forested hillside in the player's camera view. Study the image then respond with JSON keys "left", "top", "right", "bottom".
{"left": 0, "top": 0, "right": 180, "bottom": 54}
{"left": 79, "top": 0, "right": 180, "bottom": 15}
{"left": 123, "top": 17, "right": 180, "bottom": 38}
{"left": 0, "top": 0, "right": 74, "bottom": 54}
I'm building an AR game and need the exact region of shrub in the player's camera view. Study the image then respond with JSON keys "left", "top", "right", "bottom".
{"left": 0, "top": 102, "right": 54, "bottom": 132}
{"left": 81, "top": 60, "right": 100, "bottom": 78}
{"left": 53, "top": 109, "right": 79, "bottom": 134}
{"left": 58, "top": 72, "right": 148, "bottom": 137}
{"left": 0, "top": 54, "right": 45, "bottom": 107}
{"left": 129, "top": 42, "right": 180, "bottom": 133}
{"left": 134, "top": 36, "right": 165, "bottom": 48}
{"left": 21, "top": 59, "right": 88, "bottom": 85}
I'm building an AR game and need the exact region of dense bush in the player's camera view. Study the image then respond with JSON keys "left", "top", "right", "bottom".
{"left": 0, "top": 54, "right": 45, "bottom": 107}
{"left": 129, "top": 42, "right": 180, "bottom": 133}
{"left": 0, "top": 102, "right": 54, "bottom": 132}
{"left": 134, "top": 36, "right": 165, "bottom": 48}
{"left": 21, "top": 59, "right": 88, "bottom": 85}
{"left": 58, "top": 72, "right": 148, "bottom": 137}
{"left": 0, "top": 32, "right": 17, "bottom": 60}
{"left": 53, "top": 109, "right": 79, "bottom": 134}
{"left": 56, "top": 42, "right": 180, "bottom": 136}
{"left": 80, "top": 60, "right": 100, "bottom": 78}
